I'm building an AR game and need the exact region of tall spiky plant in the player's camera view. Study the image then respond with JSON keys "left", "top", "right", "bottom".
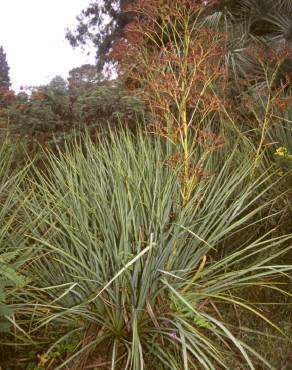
{"left": 11, "top": 131, "right": 292, "bottom": 370}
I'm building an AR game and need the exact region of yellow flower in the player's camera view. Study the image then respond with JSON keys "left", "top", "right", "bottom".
{"left": 37, "top": 353, "right": 49, "bottom": 365}
{"left": 275, "top": 146, "right": 288, "bottom": 157}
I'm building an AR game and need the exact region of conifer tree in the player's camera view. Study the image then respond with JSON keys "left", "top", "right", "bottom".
{"left": 0, "top": 46, "right": 10, "bottom": 87}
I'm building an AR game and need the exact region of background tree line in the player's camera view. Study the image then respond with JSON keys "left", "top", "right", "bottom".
{"left": 0, "top": 57, "right": 145, "bottom": 150}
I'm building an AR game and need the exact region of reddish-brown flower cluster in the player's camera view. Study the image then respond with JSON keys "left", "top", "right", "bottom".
{"left": 32, "top": 88, "right": 45, "bottom": 101}
{"left": 275, "top": 96, "right": 291, "bottom": 111}
{"left": 244, "top": 40, "right": 292, "bottom": 80}
{"left": 0, "top": 85, "right": 15, "bottom": 104}
{"left": 125, "top": 0, "right": 218, "bottom": 16}
{"left": 196, "top": 128, "right": 228, "bottom": 152}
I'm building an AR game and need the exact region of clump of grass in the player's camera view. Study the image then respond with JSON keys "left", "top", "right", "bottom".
{"left": 5, "top": 131, "right": 292, "bottom": 369}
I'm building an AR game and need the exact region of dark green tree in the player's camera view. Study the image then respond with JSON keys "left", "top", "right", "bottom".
{"left": 66, "top": 0, "right": 134, "bottom": 74}
{"left": 0, "top": 46, "right": 10, "bottom": 87}
{"left": 68, "top": 64, "right": 101, "bottom": 88}
{"left": 49, "top": 75, "right": 68, "bottom": 94}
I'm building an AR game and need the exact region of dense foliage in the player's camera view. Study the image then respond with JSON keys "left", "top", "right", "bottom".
{"left": 0, "top": 68, "right": 145, "bottom": 151}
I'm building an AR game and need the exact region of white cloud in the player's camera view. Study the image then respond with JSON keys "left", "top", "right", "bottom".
{"left": 0, "top": 0, "right": 95, "bottom": 91}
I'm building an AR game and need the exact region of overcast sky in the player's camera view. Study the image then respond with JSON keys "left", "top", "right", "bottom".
{"left": 0, "top": 0, "right": 95, "bottom": 91}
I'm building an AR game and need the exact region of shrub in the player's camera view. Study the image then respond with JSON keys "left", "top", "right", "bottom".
{"left": 10, "top": 131, "right": 292, "bottom": 369}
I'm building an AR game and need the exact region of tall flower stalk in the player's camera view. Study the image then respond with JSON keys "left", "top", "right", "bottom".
{"left": 112, "top": 0, "right": 227, "bottom": 202}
